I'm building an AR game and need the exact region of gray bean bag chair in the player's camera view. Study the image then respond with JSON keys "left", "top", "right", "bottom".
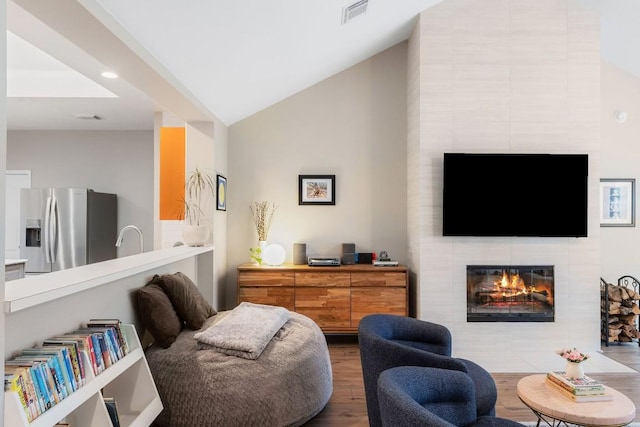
{"left": 145, "top": 310, "right": 333, "bottom": 427}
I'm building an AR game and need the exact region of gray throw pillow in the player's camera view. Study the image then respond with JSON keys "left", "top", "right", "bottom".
{"left": 135, "top": 283, "right": 183, "bottom": 349}
{"left": 153, "top": 272, "right": 217, "bottom": 330}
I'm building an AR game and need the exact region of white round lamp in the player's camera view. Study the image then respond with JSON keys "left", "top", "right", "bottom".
{"left": 263, "top": 244, "right": 286, "bottom": 266}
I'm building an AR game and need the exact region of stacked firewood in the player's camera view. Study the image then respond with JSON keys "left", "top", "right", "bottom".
{"left": 602, "top": 283, "right": 640, "bottom": 343}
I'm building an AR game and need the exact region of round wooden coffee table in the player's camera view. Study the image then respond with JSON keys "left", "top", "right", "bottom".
{"left": 517, "top": 374, "right": 636, "bottom": 427}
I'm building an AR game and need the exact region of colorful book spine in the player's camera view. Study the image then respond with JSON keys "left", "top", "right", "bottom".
{"left": 546, "top": 371, "right": 605, "bottom": 394}
{"left": 27, "top": 365, "right": 47, "bottom": 414}
{"left": 44, "top": 340, "right": 84, "bottom": 387}
{"left": 5, "top": 369, "right": 33, "bottom": 422}
{"left": 70, "top": 331, "right": 105, "bottom": 373}
{"left": 32, "top": 362, "right": 54, "bottom": 410}
{"left": 60, "top": 334, "right": 97, "bottom": 376}
{"left": 22, "top": 348, "right": 74, "bottom": 396}
{"left": 548, "top": 370, "right": 603, "bottom": 389}
{"left": 88, "top": 319, "right": 129, "bottom": 356}
{"left": 545, "top": 377, "right": 613, "bottom": 402}
{"left": 546, "top": 373, "right": 605, "bottom": 395}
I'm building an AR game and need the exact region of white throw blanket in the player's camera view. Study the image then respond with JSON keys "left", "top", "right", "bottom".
{"left": 194, "top": 302, "right": 291, "bottom": 359}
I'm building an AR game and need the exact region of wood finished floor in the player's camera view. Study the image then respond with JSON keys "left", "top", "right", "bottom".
{"left": 304, "top": 337, "right": 640, "bottom": 426}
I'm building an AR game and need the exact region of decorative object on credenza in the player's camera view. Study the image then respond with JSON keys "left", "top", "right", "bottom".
{"left": 356, "top": 252, "right": 373, "bottom": 264}
{"left": 341, "top": 243, "right": 356, "bottom": 265}
{"left": 556, "top": 347, "right": 589, "bottom": 379}
{"left": 600, "top": 178, "right": 635, "bottom": 227}
{"left": 216, "top": 174, "right": 227, "bottom": 211}
{"left": 293, "top": 243, "right": 307, "bottom": 265}
{"left": 373, "top": 250, "right": 399, "bottom": 266}
{"left": 299, "top": 174, "right": 336, "bottom": 205}
{"left": 263, "top": 244, "right": 286, "bottom": 266}
{"left": 249, "top": 247, "right": 263, "bottom": 265}
{"left": 182, "top": 167, "right": 216, "bottom": 246}
{"left": 250, "top": 201, "right": 278, "bottom": 243}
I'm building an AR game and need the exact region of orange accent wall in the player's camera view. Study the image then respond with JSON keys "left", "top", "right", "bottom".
{"left": 160, "top": 127, "right": 186, "bottom": 220}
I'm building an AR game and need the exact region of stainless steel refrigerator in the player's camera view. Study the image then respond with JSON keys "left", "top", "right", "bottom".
{"left": 20, "top": 188, "right": 118, "bottom": 274}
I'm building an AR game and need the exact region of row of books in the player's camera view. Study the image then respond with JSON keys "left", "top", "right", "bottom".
{"left": 545, "top": 371, "right": 613, "bottom": 402}
{"left": 4, "top": 319, "right": 130, "bottom": 423}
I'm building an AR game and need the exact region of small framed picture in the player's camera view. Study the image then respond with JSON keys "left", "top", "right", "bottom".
{"left": 216, "top": 174, "right": 227, "bottom": 211}
{"left": 600, "top": 178, "right": 635, "bottom": 227}
{"left": 299, "top": 175, "right": 335, "bottom": 205}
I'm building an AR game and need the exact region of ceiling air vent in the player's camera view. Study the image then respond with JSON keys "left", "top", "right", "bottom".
{"left": 74, "top": 114, "right": 103, "bottom": 120}
{"left": 342, "top": 0, "right": 368, "bottom": 25}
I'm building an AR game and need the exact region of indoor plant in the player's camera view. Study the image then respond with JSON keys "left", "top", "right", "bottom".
{"left": 182, "top": 167, "right": 216, "bottom": 246}
{"left": 556, "top": 347, "right": 590, "bottom": 379}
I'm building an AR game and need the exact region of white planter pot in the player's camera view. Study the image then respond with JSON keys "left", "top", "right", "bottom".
{"left": 182, "top": 225, "right": 210, "bottom": 247}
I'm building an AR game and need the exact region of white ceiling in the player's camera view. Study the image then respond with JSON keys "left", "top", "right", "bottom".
{"left": 6, "top": 0, "right": 640, "bottom": 131}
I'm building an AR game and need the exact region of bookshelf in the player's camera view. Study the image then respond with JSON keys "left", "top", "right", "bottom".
{"left": 4, "top": 246, "right": 214, "bottom": 426}
{"left": 4, "top": 324, "right": 162, "bottom": 427}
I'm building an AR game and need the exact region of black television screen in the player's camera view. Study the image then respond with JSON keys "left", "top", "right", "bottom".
{"left": 442, "top": 153, "right": 588, "bottom": 237}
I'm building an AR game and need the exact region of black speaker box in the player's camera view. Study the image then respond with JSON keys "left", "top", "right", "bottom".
{"left": 342, "top": 243, "right": 356, "bottom": 265}
{"left": 342, "top": 253, "right": 355, "bottom": 265}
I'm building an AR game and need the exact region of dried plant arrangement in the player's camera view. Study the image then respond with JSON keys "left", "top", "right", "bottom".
{"left": 182, "top": 168, "right": 216, "bottom": 226}
{"left": 250, "top": 201, "right": 278, "bottom": 241}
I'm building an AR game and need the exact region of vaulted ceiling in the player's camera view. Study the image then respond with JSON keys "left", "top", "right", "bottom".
{"left": 7, "top": 0, "right": 640, "bottom": 131}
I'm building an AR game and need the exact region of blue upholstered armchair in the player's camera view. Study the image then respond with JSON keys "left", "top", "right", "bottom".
{"left": 378, "top": 366, "right": 524, "bottom": 427}
{"left": 358, "top": 314, "right": 498, "bottom": 427}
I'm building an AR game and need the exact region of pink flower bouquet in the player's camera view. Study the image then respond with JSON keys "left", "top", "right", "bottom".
{"left": 556, "top": 347, "right": 590, "bottom": 363}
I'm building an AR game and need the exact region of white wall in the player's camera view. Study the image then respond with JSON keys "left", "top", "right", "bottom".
{"left": 6, "top": 130, "right": 153, "bottom": 257}
{"left": 227, "top": 43, "right": 408, "bottom": 308}
{"left": 408, "top": 0, "right": 602, "bottom": 358}
{"left": 212, "top": 116, "right": 228, "bottom": 308}
{"left": 600, "top": 62, "right": 640, "bottom": 281}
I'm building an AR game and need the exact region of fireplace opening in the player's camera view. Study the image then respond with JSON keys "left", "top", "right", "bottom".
{"left": 467, "top": 265, "right": 554, "bottom": 322}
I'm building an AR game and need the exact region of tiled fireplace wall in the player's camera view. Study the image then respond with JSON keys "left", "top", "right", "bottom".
{"left": 407, "top": 0, "right": 601, "bottom": 356}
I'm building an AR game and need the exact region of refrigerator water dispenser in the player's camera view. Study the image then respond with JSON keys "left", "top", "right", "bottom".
{"left": 25, "top": 218, "right": 41, "bottom": 247}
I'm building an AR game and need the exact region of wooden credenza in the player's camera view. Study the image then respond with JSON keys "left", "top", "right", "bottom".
{"left": 237, "top": 263, "right": 408, "bottom": 333}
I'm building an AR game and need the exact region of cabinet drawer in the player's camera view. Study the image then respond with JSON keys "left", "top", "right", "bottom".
{"left": 295, "top": 288, "right": 350, "bottom": 328}
{"left": 238, "top": 271, "right": 295, "bottom": 287}
{"left": 351, "top": 272, "right": 406, "bottom": 287}
{"left": 238, "top": 287, "right": 295, "bottom": 310}
{"left": 5, "top": 267, "right": 23, "bottom": 281}
{"left": 351, "top": 287, "right": 407, "bottom": 327}
{"left": 295, "top": 272, "right": 350, "bottom": 287}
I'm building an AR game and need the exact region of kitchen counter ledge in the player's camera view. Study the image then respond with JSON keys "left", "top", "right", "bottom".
{"left": 4, "top": 246, "right": 213, "bottom": 313}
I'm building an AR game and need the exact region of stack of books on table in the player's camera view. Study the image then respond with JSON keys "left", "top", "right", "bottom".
{"left": 545, "top": 371, "right": 614, "bottom": 402}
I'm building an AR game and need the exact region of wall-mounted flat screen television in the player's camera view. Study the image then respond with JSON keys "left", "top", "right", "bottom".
{"left": 442, "top": 153, "right": 588, "bottom": 237}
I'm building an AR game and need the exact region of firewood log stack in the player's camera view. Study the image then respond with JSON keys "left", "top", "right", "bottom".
{"left": 602, "top": 283, "right": 640, "bottom": 343}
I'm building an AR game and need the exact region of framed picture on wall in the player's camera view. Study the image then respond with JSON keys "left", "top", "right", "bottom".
{"left": 216, "top": 174, "right": 227, "bottom": 211}
{"left": 298, "top": 175, "right": 335, "bottom": 205}
{"left": 600, "top": 178, "right": 635, "bottom": 227}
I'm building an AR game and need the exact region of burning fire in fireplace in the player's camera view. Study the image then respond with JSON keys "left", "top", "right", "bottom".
{"left": 477, "top": 271, "right": 553, "bottom": 305}
{"left": 467, "top": 265, "right": 554, "bottom": 322}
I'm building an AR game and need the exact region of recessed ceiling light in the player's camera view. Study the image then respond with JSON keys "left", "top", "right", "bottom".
{"left": 101, "top": 71, "right": 118, "bottom": 79}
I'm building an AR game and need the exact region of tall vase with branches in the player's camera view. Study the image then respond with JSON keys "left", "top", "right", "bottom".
{"left": 250, "top": 201, "right": 277, "bottom": 246}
